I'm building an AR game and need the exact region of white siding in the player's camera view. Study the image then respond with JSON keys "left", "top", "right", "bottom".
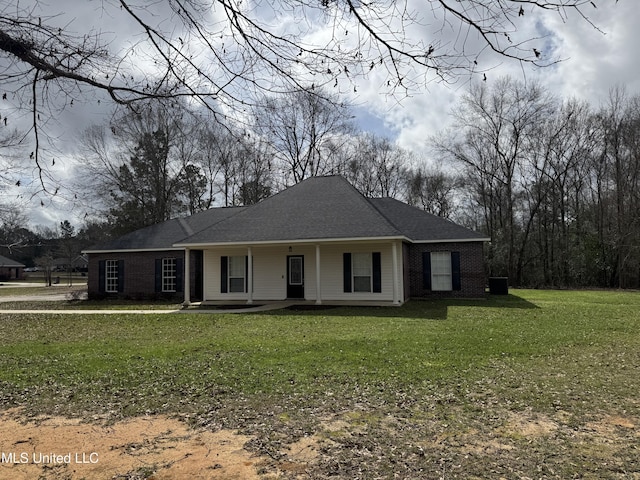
{"left": 202, "top": 241, "right": 403, "bottom": 303}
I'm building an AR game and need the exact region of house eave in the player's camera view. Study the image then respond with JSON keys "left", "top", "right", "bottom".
{"left": 82, "top": 247, "right": 185, "bottom": 254}
{"left": 410, "top": 237, "right": 491, "bottom": 244}
{"left": 173, "top": 235, "right": 409, "bottom": 249}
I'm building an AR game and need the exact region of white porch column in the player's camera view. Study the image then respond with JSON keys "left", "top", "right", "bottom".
{"left": 392, "top": 241, "right": 400, "bottom": 305}
{"left": 315, "top": 244, "right": 322, "bottom": 305}
{"left": 247, "top": 246, "right": 253, "bottom": 304}
{"left": 183, "top": 248, "right": 191, "bottom": 307}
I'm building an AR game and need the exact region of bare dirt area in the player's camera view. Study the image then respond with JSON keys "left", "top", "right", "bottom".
{"left": 0, "top": 409, "right": 280, "bottom": 480}
{"left": 1, "top": 408, "right": 638, "bottom": 479}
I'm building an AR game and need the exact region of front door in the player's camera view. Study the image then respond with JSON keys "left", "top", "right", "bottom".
{"left": 287, "top": 255, "right": 305, "bottom": 298}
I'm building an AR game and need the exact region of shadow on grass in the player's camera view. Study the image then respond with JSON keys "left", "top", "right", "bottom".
{"left": 263, "top": 293, "right": 539, "bottom": 320}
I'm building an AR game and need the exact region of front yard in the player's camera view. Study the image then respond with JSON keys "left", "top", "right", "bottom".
{"left": 0, "top": 290, "right": 638, "bottom": 478}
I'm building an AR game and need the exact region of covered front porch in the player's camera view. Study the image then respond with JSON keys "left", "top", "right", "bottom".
{"left": 181, "top": 240, "right": 405, "bottom": 307}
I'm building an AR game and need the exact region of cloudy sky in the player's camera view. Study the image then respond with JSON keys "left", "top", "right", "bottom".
{"left": 2, "top": 0, "right": 639, "bottom": 229}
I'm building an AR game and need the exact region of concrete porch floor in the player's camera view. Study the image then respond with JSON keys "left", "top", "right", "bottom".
{"left": 184, "top": 299, "right": 403, "bottom": 313}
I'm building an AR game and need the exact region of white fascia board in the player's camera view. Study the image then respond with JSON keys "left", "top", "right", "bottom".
{"left": 173, "top": 236, "right": 409, "bottom": 248}
{"left": 82, "top": 247, "right": 185, "bottom": 254}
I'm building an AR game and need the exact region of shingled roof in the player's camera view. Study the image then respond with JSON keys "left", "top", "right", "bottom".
{"left": 85, "top": 206, "right": 245, "bottom": 252}
{"left": 177, "top": 176, "right": 487, "bottom": 246}
{"left": 176, "top": 176, "right": 404, "bottom": 245}
{"left": 0, "top": 254, "right": 25, "bottom": 268}
{"left": 368, "top": 197, "right": 488, "bottom": 242}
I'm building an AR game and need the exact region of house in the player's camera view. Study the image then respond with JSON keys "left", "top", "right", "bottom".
{"left": 84, "top": 176, "right": 489, "bottom": 304}
{"left": 0, "top": 254, "right": 25, "bottom": 281}
{"left": 51, "top": 254, "right": 89, "bottom": 272}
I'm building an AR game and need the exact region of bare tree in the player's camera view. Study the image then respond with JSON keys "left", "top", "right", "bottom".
{"left": 254, "top": 89, "right": 354, "bottom": 184}
{"left": 1, "top": 0, "right": 606, "bottom": 189}
{"left": 436, "top": 77, "right": 555, "bottom": 283}
{"left": 405, "top": 165, "right": 461, "bottom": 219}
{"left": 340, "top": 133, "right": 408, "bottom": 198}
{"left": 234, "top": 139, "right": 275, "bottom": 206}
{"left": 591, "top": 87, "right": 640, "bottom": 288}
{"left": 198, "top": 123, "right": 245, "bottom": 207}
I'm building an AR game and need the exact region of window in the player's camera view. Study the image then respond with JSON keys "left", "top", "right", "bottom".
{"left": 162, "top": 257, "right": 177, "bottom": 292}
{"left": 352, "top": 253, "right": 372, "bottom": 292}
{"left": 431, "top": 251, "right": 452, "bottom": 291}
{"left": 343, "top": 252, "right": 381, "bottom": 293}
{"left": 105, "top": 259, "right": 119, "bottom": 293}
{"left": 228, "top": 255, "right": 246, "bottom": 293}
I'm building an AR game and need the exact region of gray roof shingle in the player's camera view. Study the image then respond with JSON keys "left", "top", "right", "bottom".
{"left": 0, "top": 254, "right": 25, "bottom": 268}
{"left": 176, "top": 176, "right": 403, "bottom": 245}
{"left": 85, "top": 206, "right": 245, "bottom": 251}
{"left": 369, "top": 197, "right": 489, "bottom": 242}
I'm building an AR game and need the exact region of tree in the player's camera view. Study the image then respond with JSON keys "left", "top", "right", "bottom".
{"left": 436, "top": 77, "right": 555, "bottom": 283}
{"left": 0, "top": 1, "right": 606, "bottom": 188}
{"left": 406, "top": 165, "right": 461, "bottom": 219}
{"left": 35, "top": 253, "right": 55, "bottom": 287}
{"left": 108, "top": 128, "right": 181, "bottom": 231}
{"left": 80, "top": 102, "right": 208, "bottom": 233}
{"left": 255, "top": 89, "right": 354, "bottom": 184}
{"left": 591, "top": 87, "right": 640, "bottom": 288}
{"left": 234, "top": 139, "right": 275, "bottom": 206}
{"left": 58, "top": 220, "right": 77, "bottom": 286}
{"left": 340, "top": 133, "right": 408, "bottom": 198}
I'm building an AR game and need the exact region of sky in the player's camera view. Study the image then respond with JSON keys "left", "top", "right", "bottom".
{"left": 2, "top": 0, "right": 639, "bottom": 230}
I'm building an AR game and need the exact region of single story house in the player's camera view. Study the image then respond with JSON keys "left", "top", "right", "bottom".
{"left": 0, "top": 254, "right": 25, "bottom": 281}
{"left": 84, "top": 176, "right": 489, "bottom": 304}
{"left": 51, "top": 254, "right": 89, "bottom": 272}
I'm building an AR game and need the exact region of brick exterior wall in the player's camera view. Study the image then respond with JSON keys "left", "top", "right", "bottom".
{"left": 0, "top": 267, "right": 24, "bottom": 281}
{"left": 87, "top": 250, "right": 203, "bottom": 301}
{"left": 407, "top": 242, "right": 486, "bottom": 298}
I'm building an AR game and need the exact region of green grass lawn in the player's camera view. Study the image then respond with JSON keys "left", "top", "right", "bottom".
{"left": 1, "top": 289, "right": 639, "bottom": 478}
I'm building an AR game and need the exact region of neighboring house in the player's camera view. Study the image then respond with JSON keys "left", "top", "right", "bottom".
{"left": 51, "top": 255, "right": 89, "bottom": 272}
{"left": 0, "top": 254, "right": 25, "bottom": 281}
{"left": 84, "top": 176, "right": 489, "bottom": 304}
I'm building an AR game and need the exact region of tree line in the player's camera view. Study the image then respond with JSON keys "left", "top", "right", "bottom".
{"left": 437, "top": 78, "right": 640, "bottom": 289}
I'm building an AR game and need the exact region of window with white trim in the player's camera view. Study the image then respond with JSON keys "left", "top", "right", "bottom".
{"left": 105, "top": 259, "right": 119, "bottom": 293}
{"left": 431, "top": 251, "right": 452, "bottom": 291}
{"left": 352, "top": 252, "right": 372, "bottom": 292}
{"left": 228, "top": 255, "right": 246, "bottom": 293}
{"left": 162, "top": 257, "right": 177, "bottom": 292}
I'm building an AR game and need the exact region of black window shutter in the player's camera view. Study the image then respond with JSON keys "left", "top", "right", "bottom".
{"left": 176, "top": 257, "right": 184, "bottom": 293}
{"left": 220, "top": 256, "right": 228, "bottom": 293}
{"left": 422, "top": 252, "right": 431, "bottom": 290}
{"left": 155, "top": 259, "right": 162, "bottom": 292}
{"left": 117, "top": 259, "right": 125, "bottom": 293}
{"left": 343, "top": 253, "right": 352, "bottom": 293}
{"left": 244, "top": 255, "right": 248, "bottom": 293}
{"left": 372, "top": 252, "right": 382, "bottom": 293}
{"left": 451, "top": 251, "right": 461, "bottom": 291}
{"left": 98, "top": 260, "right": 106, "bottom": 293}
